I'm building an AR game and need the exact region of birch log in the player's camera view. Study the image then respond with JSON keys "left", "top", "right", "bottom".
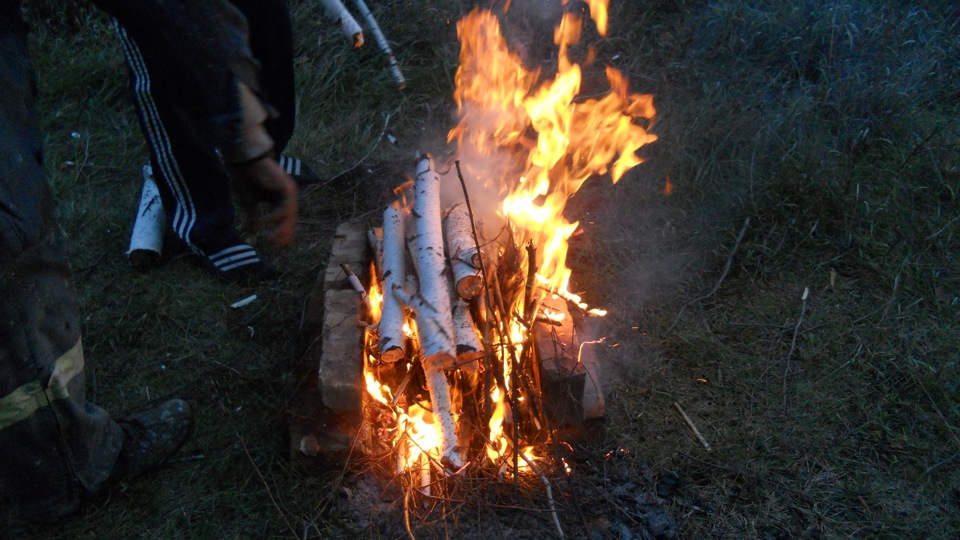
{"left": 443, "top": 203, "right": 483, "bottom": 300}
{"left": 410, "top": 155, "right": 457, "bottom": 366}
{"left": 446, "top": 261, "right": 482, "bottom": 373}
{"left": 318, "top": 0, "right": 364, "bottom": 47}
{"left": 127, "top": 164, "right": 165, "bottom": 270}
{"left": 378, "top": 202, "right": 406, "bottom": 364}
{"left": 392, "top": 285, "right": 463, "bottom": 470}
{"left": 407, "top": 153, "right": 462, "bottom": 469}
{"left": 351, "top": 0, "right": 407, "bottom": 88}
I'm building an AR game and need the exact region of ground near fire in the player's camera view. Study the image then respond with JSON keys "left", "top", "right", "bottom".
{"left": 5, "top": 0, "right": 959, "bottom": 538}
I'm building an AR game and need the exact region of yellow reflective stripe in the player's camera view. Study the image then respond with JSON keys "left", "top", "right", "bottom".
{"left": 0, "top": 340, "right": 85, "bottom": 430}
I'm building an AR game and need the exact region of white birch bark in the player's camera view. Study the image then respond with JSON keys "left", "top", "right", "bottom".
{"left": 351, "top": 0, "right": 406, "bottom": 88}
{"left": 400, "top": 154, "right": 462, "bottom": 468}
{"left": 391, "top": 285, "right": 462, "bottom": 469}
{"left": 127, "top": 164, "right": 165, "bottom": 268}
{"left": 410, "top": 154, "right": 456, "bottom": 366}
{"left": 377, "top": 202, "right": 406, "bottom": 364}
{"left": 318, "top": 0, "right": 364, "bottom": 47}
{"left": 443, "top": 203, "right": 483, "bottom": 300}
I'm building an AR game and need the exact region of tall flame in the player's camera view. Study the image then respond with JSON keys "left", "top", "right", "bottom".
{"left": 449, "top": 6, "right": 656, "bottom": 297}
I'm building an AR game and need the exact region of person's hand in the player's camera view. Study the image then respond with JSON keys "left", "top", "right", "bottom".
{"left": 228, "top": 155, "right": 298, "bottom": 248}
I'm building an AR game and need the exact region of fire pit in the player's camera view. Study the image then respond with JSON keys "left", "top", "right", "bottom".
{"left": 289, "top": 3, "right": 655, "bottom": 535}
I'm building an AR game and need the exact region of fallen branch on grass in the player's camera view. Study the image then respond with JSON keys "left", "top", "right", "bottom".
{"left": 666, "top": 216, "right": 751, "bottom": 335}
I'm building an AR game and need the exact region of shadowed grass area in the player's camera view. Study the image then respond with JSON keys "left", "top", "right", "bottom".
{"left": 4, "top": 0, "right": 959, "bottom": 537}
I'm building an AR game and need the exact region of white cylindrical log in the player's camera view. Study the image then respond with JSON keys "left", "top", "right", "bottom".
{"left": 378, "top": 202, "right": 406, "bottom": 364}
{"left": 127, "top": 164, "right": 166, "bottom": 270}
{"left": 392, "top": 286, "right": 462, "bottom": 470}
{"left": 443, "top": 203, "right": 483, "bottom": 300}
{"left": 411, "top": 154, "right": 457, "bottom": 367}
{"left": 351, "top": 0, "right": 406, "bottom": 88}
{"left": 318, "top": 0, "right": 364, "bottom": 47}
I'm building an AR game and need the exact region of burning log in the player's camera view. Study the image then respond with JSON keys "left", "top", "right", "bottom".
{"left": 451, "top": 295, "right": 483, "bottom": 370}
{"left": 378, "top": 201, "right": 407, "bottom": 364}
{"left": 443, "top": 203, "right": 483, "bottom": 300}
{"left": 409, "top": 154, "right": 457, "bottom": 368}
{"left": 318, "top": 0, "right": 364, "bottom": 47}
{"left": 397, "top": 154, "right": 463, "bottom": 469}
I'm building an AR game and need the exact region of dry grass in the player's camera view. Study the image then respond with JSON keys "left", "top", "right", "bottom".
{"left": 4, "top": 0, "right": 959, "bottom": 538}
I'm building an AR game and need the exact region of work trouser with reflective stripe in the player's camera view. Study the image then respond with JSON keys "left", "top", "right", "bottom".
{"left": 0, "top": 11, "right": 124, "bottom": 522}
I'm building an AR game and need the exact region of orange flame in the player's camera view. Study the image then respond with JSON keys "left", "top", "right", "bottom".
{"left": 450, "top": 6, "right": 656, "bottom": 299}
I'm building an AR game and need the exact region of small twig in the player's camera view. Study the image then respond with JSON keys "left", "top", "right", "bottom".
{"left": 782, "top": 287, "right": 809, "bottom": 409}
{"left": 667, "top": 217, "right": 751, "bottom": 335}
{"left": 518, "top": 452, "right": 564, "bottom": 539}
{"left": 928, "top": 214, "right": 960, "bottom": 240}
{"left": 403, "top": 487, "right": 417, "bottom": 540}
{"left": 321, "top": 108, "right": 398, "bottom": 188}
{"left": 674, "top": 402, "right": 711, "bottom": 451}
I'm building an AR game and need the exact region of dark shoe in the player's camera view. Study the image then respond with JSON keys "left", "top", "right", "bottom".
{"left": 109, "top": 399, "right": 192, "bottom": 483}
{"left": 278, "top": 155, "right": 321, "bottom": 186}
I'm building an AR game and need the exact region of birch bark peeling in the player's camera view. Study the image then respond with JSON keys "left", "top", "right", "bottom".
{"left": 443, "top": 203, "right": 483, "bottom": 300}
{"left": 318, "top": 0, "right": 364, "bottom": 47}
{"left": 378, "top": 202, "right": 406, "bottom": 364}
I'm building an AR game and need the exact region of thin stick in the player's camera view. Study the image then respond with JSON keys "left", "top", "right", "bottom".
{"left": 673, "top": 402, "right": 711, "bottom": 451}
{"left": 485, "top": 438, "right": 564, "bottom": 539}
{"left": 782, "top": 287, "right": 809, "bottom": 409}
{"left": 403, "top": 487, "right": 417, "bottom": 540}
{"left": 518, "top": 451, "right": 564, "bottom": 539}
{"left": 667, "top": 217, "right": 750, "bottom": 335}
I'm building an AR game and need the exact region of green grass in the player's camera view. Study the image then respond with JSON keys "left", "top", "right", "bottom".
{"left": 5, "top": 0, "right": 959, "bottom": 537}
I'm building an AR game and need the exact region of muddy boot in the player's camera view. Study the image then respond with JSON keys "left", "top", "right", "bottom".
{"left": 108, "top": 399, "right": 192, "bottom": 483}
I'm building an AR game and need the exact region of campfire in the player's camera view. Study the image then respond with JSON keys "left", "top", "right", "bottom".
{"left": 294, "top": 2, "right": 655, "bottom": 533}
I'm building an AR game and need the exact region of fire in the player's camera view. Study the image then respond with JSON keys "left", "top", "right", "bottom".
{"left": 361, "top": 0, "right": 655, "bottom": 480}
{"left": 450, "top": 6, "right": 656, "bottom": 299}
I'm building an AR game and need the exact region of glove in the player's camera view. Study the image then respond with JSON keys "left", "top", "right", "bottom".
{"left": 228, "top": 154, "right": 298, "bottom": 248}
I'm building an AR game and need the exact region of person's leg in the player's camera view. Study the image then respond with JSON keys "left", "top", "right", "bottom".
{"left": 113, "top": 21, "right": 276, "bottom": 283}
{"left": 0, "top": 18, "right": 124, "bottom": 522}
{"left": 0, "top": 15, "right": 192, "bottom": 521}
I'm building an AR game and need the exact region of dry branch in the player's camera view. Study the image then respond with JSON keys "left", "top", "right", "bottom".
{"left": 367, "top": 225, "right": 384, "bottom": 283}
{"left": 674, "top": 402, "right": 711, "bottom": 451}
